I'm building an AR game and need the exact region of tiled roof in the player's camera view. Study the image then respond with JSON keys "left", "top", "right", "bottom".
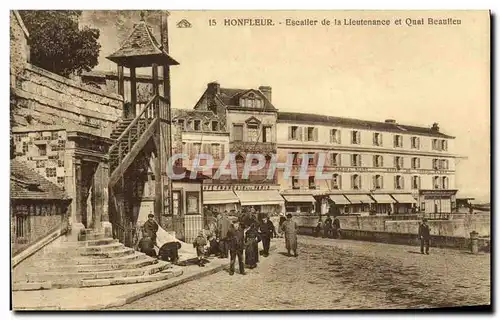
{"left": 218, "top": 88, "right": 277, "bottom": 111}
{"left": 278, "top": 112, "right": 455, "bottom": 139}
{"left": 172, "top": 108, "right": 217, "bottom": 119}
{"left": 107, "top": 20, "right": 178, "bottom": 67}
{"left": 10, "top": 159, "right": 68, "bottom": 200}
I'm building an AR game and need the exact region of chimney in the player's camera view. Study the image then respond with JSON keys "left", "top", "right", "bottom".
{"left": 259, "top": 86, "right": 272, "bottom": 102}
{"left": 431, "top": 123, "right": 440, "bottom": 132}
{"left": 207, "top": 82, "right": 220, "bottom": 97}
{"left": 385, "top": 119, "right": 396, "bottom": 124}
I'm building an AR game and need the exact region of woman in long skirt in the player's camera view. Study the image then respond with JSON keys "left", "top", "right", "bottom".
{"left": 244, "top": 224, "right": 261, "bottom": 268}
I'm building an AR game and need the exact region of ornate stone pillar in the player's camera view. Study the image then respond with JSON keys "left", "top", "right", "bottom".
{"left": 71, "top": 157, "right": 85, "bottom": 241}
{"left": 100, "top": 162, "right": 112, "bottom": 237}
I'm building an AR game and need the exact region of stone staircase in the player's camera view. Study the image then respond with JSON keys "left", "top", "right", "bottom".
{"left": 13, "top": 229, "right": 183, "bottom": 291}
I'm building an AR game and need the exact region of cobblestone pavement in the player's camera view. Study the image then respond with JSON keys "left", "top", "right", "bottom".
{"left": 114, "top": 236, "right": 490, "bottom": 310}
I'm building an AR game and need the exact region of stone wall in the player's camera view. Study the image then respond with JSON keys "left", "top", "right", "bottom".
{"left": 11, "top": 64, "right": 123, "bottom": 138}
{"left": 10, "top": 11, "right": 29, "bottom": 79}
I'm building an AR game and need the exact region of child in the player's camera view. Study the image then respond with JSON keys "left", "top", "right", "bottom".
{"left": 137, "top": 230, "right": 157, "bottom": 258}
{"left": 193, "top": 230, "right": 208, "bottom": 267}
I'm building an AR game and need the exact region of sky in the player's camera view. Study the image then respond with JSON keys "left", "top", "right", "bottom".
{"left": 80, "top": 10, "right": 491, "bottom": 202}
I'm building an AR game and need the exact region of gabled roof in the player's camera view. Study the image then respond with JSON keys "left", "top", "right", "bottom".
{"left": 10, "top": 159, "right": 69, "bottom": 200}
{"left": 278, "top": 112, "right": 455, "bottom": 139}
{"left": 218, "top": 87, "right": 277, "bottom": 111}
{"left": 107, "top": 18, "right": 178, "bottom": 68}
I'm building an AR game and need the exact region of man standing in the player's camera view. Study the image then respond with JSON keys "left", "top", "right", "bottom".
{"left": 227, "top": 221, "right": 246, "bottom": 275}
{"left": 418, "top": 218, "right": 431, "bottom": 254}
{"left": 217, "top": 211, "right": 231, "bottom": 258}
{"left": 280, "top": 213, "right": 298, "bottom": 257}
{"left": 143, "top": 214, "right": 159, "bottom": 246}
{"left": 332, "top": 215, "right": 341, "bottom": 239}
{"left": 259, "top": 215, "right": 277, "bottom": 257}
{"left": 324, "top": 215, "right": 333, "bottom": 238}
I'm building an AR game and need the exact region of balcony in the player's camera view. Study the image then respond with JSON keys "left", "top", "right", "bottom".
{"left": 230, "top": 141, "right": 277, "bottom": 154}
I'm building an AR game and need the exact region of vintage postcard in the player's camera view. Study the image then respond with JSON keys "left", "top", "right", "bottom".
{"left": 9, "top": 10, "right": 490, "bottom": 311}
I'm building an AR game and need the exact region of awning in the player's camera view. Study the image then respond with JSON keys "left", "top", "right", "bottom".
{"left": 329, "top": 194, "right": 351, "bottom": 205}
{"left": 344, "top": 194, "right": 374, "bottom": 204}
{"left": 391, "top": 194, "right": 417, "bottom": 204}
{"left": 371, "top": 194, "right": 396, "bottom": 204}
{"left": 202, "top": 191, "right": 239, "bottom": 205}
{"left": 283, "top": 195, "right": 316, "bottom": 203}
{"left": 235, "top": 190, "right": 284, "bottom": 206}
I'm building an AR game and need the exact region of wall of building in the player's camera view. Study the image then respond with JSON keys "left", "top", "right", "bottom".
{"left": 227, "top": 110, "right": 277, "bottom": 143}
{"left": 10, "top": 11, "right": 30, "bottom": 80}
{"left": 11, "top": 64, "right": 123, "bottom": 138}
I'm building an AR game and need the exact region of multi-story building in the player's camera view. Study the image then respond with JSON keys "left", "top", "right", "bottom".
{"left": 276, "top": 113, "right": 457, "bottom": 216}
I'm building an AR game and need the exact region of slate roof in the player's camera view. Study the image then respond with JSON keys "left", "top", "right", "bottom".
{"left": 218, "top": 87, "right": 277, "bottom": 111}
{"left": 107, "top": 20, "right": 179, "bottom": 68}
{"left": 10, "top": 159, "right": 68, "bottom": 200}
{"left": 278, "top": 112, "right": 455, "bottom": 139}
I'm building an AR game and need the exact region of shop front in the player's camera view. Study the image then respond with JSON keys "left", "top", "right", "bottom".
{"left": 235, "top": 189, "right": 285, "bottom": 217}
{"left": 202, "top": 190, "right": 239, "bottom": 214}
{"left": 343, "top": 194, "right": 374, "bottom": 216}
{"left": 370, "top": 194, "right": 395, "bottom": 214}
{"left": 282, "top": 194, "right": 316, "bottom": 214}
{"left": 328, "top": 194, "right": 350, "bottom": 216}
{"left": 391, "top": 193, "right": 417, "bottom": 214}
{"left": 419, "top": 189, "right": 458, "bottom": 215}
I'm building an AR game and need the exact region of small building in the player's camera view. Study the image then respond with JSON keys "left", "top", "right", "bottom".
{"left": 11, "top": 159, "right": 71, "bottom": 255}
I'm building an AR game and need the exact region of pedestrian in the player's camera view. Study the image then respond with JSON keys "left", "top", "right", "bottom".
{"left": 245, "top": 223, "right": 261, "bottom": 268}
{"left": 332, "top": 215, "right": 341, "bottom": 239}
{"left": 259, "top": 215, "right": 277, "bottom": 257}
{"left": 324, "top": 215, "right": 333, "bottom": 238}
{"left": 136, "top": 230, "right": 157, "bottom": 258}
{"left": 193, "top": 230, "right": 208, "bottom": 267}
{"left": 418, "top": 218, "right": 431, "bottom": 255}
{"left": 314, "top": 217, "right": 322, "bottom": 237}
{"left": 143, "top": 213, "right": 159, "bottom": 246}
{"left": 278, "top": 213, "right": 287, "bottom": 238}
{"left": 280, "top": 213, "right": 298, "bottom": 257}
{"left": 158, "top": 241, "right": 181, "bottom": 264}
{"left": 227, "top": 221, "right": 246, "bottom": 276}
{"left": 217, "top": 211, "right": 231, "bottom": 259}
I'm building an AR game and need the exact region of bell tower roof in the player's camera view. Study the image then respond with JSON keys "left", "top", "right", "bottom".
{"left": 107, "top": 16, "right": 179, "bottom": 68}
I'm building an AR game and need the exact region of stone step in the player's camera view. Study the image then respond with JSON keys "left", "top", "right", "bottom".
{"left": 49, "top": 257, "right": 158, "bottom": 273}
{"left": 73, "top": 252, "right": 150, "bottom": 265}
{"left": 12, "top": 281, "right": 53, "bottom": 291}
{"left": 80, "top": 242, "right": 125, "bottom": 253}
{"left": 81, "top": 268, "right": 183, "bottom": 287}
{"left": 76, "top": 238, "right": 119, "bottom": 247}
{"left": 78, "top": 232, "right": 107, "bottom": 241}
{"left": 27, "top": 260, "right": 171, "bottom": 286}
{"left": 80, "top": 247, "right": 135, "bottom": 258}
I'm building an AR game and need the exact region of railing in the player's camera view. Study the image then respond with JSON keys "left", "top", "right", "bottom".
{"left": 229, "top": 141, "right": 277, "bottom": 154}
{"left": 109, "top": 95, "right": 168, "bottom": 172}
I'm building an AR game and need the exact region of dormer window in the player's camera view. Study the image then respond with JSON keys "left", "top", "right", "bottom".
{"left": 211, "top": 121, "right": 219, "bottom": 131}
{"left": 193, "top": 120, "right": 201, "bottom": 131}
{"left": 240, "top": 92, "right": 262, "bottom": 108}
{"left": 177, "top": 119, "right": 185, "bottom": 130}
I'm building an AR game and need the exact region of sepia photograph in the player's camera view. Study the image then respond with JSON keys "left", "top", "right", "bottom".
{"left": 8, "top": 9, "right": 491, "bottom": 311}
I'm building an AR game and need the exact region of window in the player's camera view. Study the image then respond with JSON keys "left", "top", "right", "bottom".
{"left": 46, "top": 168, "right": 56, "bottom": 177}
{"left": 432, "top": 139, "right": 440, "bottom": 151}
{"left": 292, "top": 152, "right": 300, "bottom": 165}
{"left": 432, "top": 159, "right": 439, "bottom": 170}
{"left": 51, "top": 132, "right": 59, "bottom": 140}
{"left": 263, "top": 126, "right": 272, "bottom": 143}
{"left": 373, "top": 155, "right": 383, "bottom": 168}
{"left": 177, "top": 119, "right": 185, "bottom": 130}
{"left": 395, "top": 175, "right": 404, "bottom": 189}
{"left": 351, "top": 174, "right": 361, "bottom": 190}
{"left": 292, "top": 176, "right": 299, "bottom": 189}
{"left": 433, "top": 176, "right": 440, "bottom": 189}
{"left": 38, "top": 144, "right": 47, "bottom": 156}
{"left": 306, "top": 127, "right": 317, "bottom": 142}
{"left": 186, "top": 192, "right": 200, "bottom": 214}
{"left": 15, "top": 215, "right": 29, "bottom": 240}
{"left": 394, "top": 135, "right": 403, "bottom": 148}
{"left": 233, "top": 124, "right": 243, "bottom": 141}
{"left": 193, "top": 120, "right": 201, "bottom": 131}
{"left": 332, "top": 174, "right": 341, "bottom": 190}
{"left": 36, "top": 160, "right": 45, "bottom": 168}
{"left": 330, "top": 129, "right": 341, "bottom": 143}
{"left": 412, "top": 176, "right": 420, "bottom": 189}
{"left": 211, "top": 144, "right": 221, "bottom": 160}
{"left": 58, "top": 160, "right": 64, "bottom": 167}
{"left": 351, "top": 154, "right": 361, "bottom": 167}
{"left": 411, "top": 137, "right": 420, "bottom": 149}
{"left": 22, "top": 142, "right": 28, "bottom": 154}
{"left": 373, "top": 132, "right": 383, "bottom": 146}
{"left": 289, "top": 126, "right": 300, "bottom": 140}
{"left": 441, "top": 140, "right": 448, "bottom": 151}
{"left": 351, "top": 131, "right": 360, "bottom": 144}
{"left": 330, "top": 153, "right": 341, "bottom": 167}
{"left": 172, "top": 191, "right": 182, "bottom": 216}
{"left": 211, "top": 121, "right": 219, "bottom": 131}
{"left": 442, "top": 176, "right": 449, "bottom": 189}
{"left": 308, "top": 176, "right": 316, "bottom": 189}
{"left": 308, "top": 153, "right": 315, "bottom": 165}
{"left": 394, "top": 156, "right": 403, "bottom": 169}
{"left": 411, "top": 157, "right": 420, "bottom": 169}
{"left": 57, "top": 176, "right": 65, "bottom": 184}
{"left": 373, "top": 175, "right": 383, "bottom": 189}
{"left": 247, "top": 123, "right": 259, "bottom": 142}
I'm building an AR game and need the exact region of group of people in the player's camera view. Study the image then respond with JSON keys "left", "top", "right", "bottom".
{"left": 136, "top": 214, "right": 182, "bottom": 264}
{"left": 314, "top": 215, "right": 341, "bottom": 239}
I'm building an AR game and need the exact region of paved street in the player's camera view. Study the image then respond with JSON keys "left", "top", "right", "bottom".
{"left": 113, "top": 236, "right": 490, "bottom": 310}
